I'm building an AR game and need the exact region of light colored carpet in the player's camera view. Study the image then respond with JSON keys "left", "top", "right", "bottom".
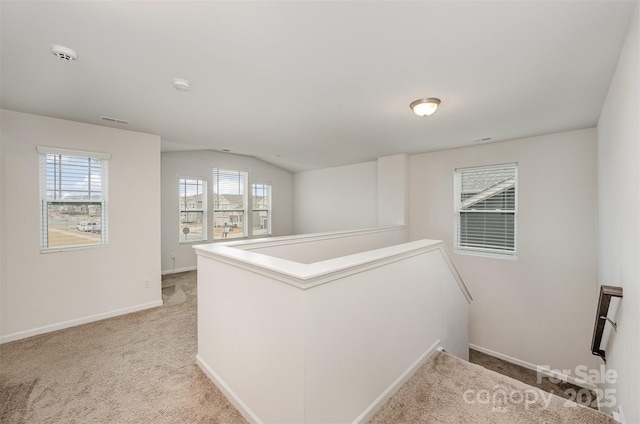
{"left": 0, "top": 270, "right": 617, "bottom": 424}
{"left": 469, "top": 348, "right": 598, "bottom": 408}
{"left": 0, "top": 271, "right": 246, "bottom": 424}
{"left": 370, "top": 350, "right": 616, "bottom": 424}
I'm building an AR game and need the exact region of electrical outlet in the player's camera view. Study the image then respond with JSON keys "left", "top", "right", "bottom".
{"left": 144, "top": 280, "right": 150, "bottom": 288}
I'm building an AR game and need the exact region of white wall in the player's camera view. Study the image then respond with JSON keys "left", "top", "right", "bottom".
{"left": 597, "top": 4, "right": 639, "bottom": 422}
{"left": 293, "top": 161, "right": 378, "bottom": 234}
{"left": 0, "top": 113, "right": 4, "bottom": 335}
{"left": 197, "top": 256, "right": 306, "bottom": 423}
{"left": 161, "top": 151, "right": 293, "bottom": 273}
{"left": 409, "top": 128, "right": 600, "bottom": 374}
{"left": 304, "top": 249, "right": 468, "bottom": 423}
{"left": 0, "top": 110, "right": 162, "bottom": 342}
{"left": 195, "top": 232, "right": 469, "bottom": 423}
{"left": 246, "top": 227, "right": 408, "bottom": 264}
{"left": 378, "top": 154, "right": 409, "bottom": 226}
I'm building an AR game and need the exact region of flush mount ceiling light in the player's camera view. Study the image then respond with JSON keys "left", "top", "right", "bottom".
{"left": 172, "top": 78, "right": 191, "bottom": 92}
{"left": 51, "top": 45, "right": 77, "bottom": 61}
{"left": 410, "top": 97, "right": 441, "bottom": 117}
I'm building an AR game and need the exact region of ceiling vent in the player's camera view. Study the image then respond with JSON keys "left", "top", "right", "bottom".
{"left": 51, "top": 45, "right": 77, "bottom": 61}
{"left": 100, "top": 116, "right": 130, "bottom": 125}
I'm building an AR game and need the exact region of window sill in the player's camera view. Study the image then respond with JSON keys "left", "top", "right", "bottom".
{"left": 183, "top": 235, "right": 273, "bottom": 245}
{"left": 213, "top": 237, "right": 249, "bottom": 242}
{"left": 179, "top": 240, "right": 209, "bottom": 246}
{"left": 41, "top": 244, "right": 108, "bottom": 254}
{"left": 454, "top": 248, "right": 517, "bottom": 260}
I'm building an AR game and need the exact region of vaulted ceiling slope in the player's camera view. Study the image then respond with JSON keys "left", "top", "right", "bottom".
{"left": 1, "top": 1, "right": 637, "bottom": 172}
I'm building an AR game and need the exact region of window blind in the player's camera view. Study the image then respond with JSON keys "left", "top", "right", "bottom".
{"left": 179, "top": 178, "right": 206, "bottom": 242}
{"left": 252, "top": 183, "right": 271, "bottom": 236}
{"left": 38, "top": 148, "right": 109, "bottom": 251}
{"left": 213, "top": 168, "right": 247, "bottom": 239}
{"left": 456, "top": 164, "right": 517, "bottom": 255}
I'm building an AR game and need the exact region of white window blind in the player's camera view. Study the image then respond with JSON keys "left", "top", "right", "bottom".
{"left": 38, "top": 147, "right": 110, "bottom": 251}
{"left": 252, "top": 183, "right": 271, "bottom": 236}
{"left": 213, "top": 168, "right": 247, "bottom": 239}
{"left": 179, "top": 178, "right": 207, "bottom": 243}
{"left": 455, "top": 164, "right": 517, "bottom": 256}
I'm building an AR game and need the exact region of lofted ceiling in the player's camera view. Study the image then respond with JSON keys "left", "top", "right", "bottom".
{"left": 1, "top": 1, "right": 637, "bottom": 172}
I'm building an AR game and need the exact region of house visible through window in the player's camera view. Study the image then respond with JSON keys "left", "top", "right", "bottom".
{"left": 179, "top": 178, "right": 207, "bottom": 243}
{"left": 252, "top": 183, "right": 271, "bottom": 236}
{"left": 213, "top": 168, "right": 247, "bottom": 239}
{"left": 455, "top": 164, "right": 517, "bottom": 257}
{"left": 38, "top": 146, "right": 110, "bottom": 251}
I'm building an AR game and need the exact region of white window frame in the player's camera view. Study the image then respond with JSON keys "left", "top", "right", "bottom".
{"left": 38, "top": 146, "right": 110, "bottom": 253}
{"left": 454, "top": 163, "right": 518, "bottom": 259}
{"left": 213, "top": 168, "right": 248, "bottom": 240}
{"left": 179, "top": 177, "right": 207, "bottom": 244}
{"left": 251, "top": 183, "right": 272, "bottom": 238}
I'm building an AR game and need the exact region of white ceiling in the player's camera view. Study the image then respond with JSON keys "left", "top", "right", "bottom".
{"left": 1, "top": 1, "right": 636, "bottom": 172}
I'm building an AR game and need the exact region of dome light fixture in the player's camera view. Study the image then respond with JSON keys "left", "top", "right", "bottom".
{"left": 410, "top": 97, "right": 441, "bottom": 117}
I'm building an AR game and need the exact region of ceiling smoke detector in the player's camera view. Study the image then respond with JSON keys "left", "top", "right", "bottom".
{"left": 172, "top": 78, "right": 191, "bottom": 92}
{"left": 51, "top": 45, "right": 77, "bottom": 61}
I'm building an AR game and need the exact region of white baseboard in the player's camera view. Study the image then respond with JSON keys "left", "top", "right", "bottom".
{"left": 0, "top": 300, "right": 163, "bottom": 344}
{"left": 197, "top": 340, "right": 442, "bottom": 424}
{"left": 469, "top": 343, "right": 597, "bottom": 391}
{"left": 196, "top": 355, "right": 263, "bottom": 424}
{"left": 161, "top": 266, "right": 197, "bottom": 275}
{"left": 352, "top": 339, "right": 442, "bottom": 424}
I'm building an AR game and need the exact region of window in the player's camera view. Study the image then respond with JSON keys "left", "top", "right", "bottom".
{"left": 179, "top": 178, "right": 207, "bottom": 243}
{"left": 252, "top": 183, "right": 271, "bottom": 236}
{"left": 38, "top": 146, "right": 110, "bottom": 251}
{"left": 213, "top": 168, "right": 247, "bottom": 240}
{"left": 454, "top": 164, "right": 517, "bottom": 257}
